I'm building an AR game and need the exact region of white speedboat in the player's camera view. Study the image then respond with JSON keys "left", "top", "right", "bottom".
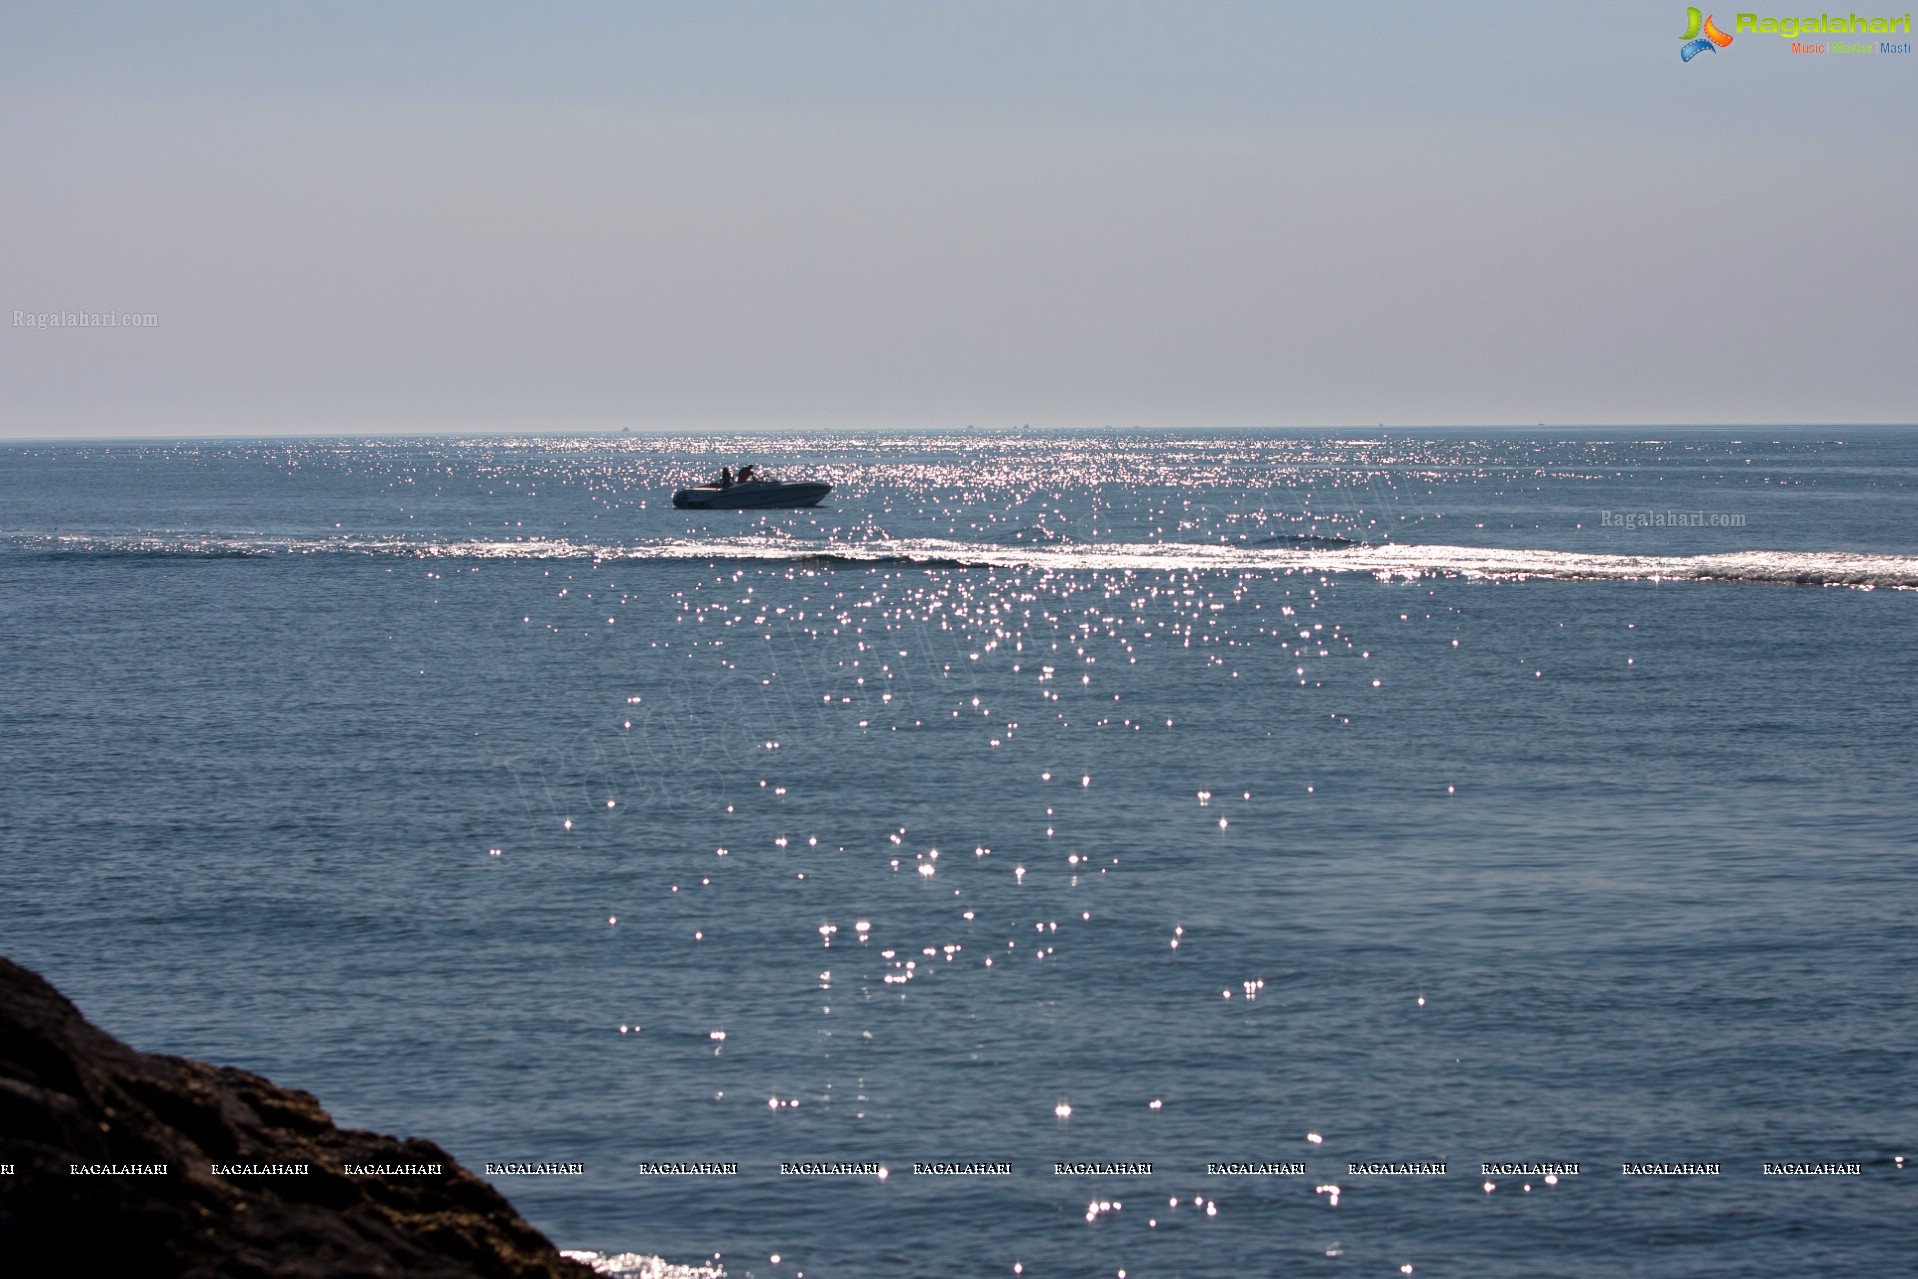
{"left": 672, "top": 471, "right": 832, "bottom": 510}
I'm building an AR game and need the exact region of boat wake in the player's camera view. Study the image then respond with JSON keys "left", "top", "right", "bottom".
{"left": 14, "top": 533, "right": 1918, "bottom": 588}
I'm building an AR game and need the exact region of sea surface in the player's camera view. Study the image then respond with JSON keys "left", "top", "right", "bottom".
{"left": 2, "top": 427, "right": 1914, "bottom": 1278}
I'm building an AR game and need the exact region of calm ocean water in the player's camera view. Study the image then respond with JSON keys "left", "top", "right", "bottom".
{"left": 2, "top": 428, "right": 1914, "bottom": 1277}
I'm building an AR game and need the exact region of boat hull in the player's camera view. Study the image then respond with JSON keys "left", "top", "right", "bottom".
{"left": 672, "top": 481, "right": 832, "bottom": 510}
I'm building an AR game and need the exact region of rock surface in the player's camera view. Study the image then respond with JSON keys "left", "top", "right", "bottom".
{"left": 0, "top": 956, "right": 593, "bottom": 1278}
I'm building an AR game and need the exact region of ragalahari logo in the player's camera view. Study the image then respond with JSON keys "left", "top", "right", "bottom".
{"left": 1681, "top": 8, "right": 1736, "bottom": 58}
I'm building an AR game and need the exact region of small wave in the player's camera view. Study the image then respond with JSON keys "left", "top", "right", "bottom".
{"left": 1250, "top": 532, "right": 1362, "bottom": 548}
{"left": 980, "top": 524, "right": 1076, "bottom": 546}
{"left": 560, "top": 1252, "right": 724, "bottom": 1279}
{"left": 12, "top": 533, "right": 1918, "bottom": 587}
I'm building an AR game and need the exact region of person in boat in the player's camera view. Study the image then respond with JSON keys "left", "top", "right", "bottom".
{"left": 718, "top": 466, "right": 733, "bottom": 488}
{"left": 736, "top": 464, "right": 756, "bottom": 484}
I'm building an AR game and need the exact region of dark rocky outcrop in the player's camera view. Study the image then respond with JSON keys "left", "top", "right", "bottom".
{"left": 0, "top": 956, "right": 593, "bottom": 1278}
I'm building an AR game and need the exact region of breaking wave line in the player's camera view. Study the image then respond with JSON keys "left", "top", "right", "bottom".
{"left": 15, "top": 533, "right": 1918, "bottom": 588}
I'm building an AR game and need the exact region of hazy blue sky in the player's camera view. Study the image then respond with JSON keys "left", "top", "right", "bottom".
{"left": 3, "top": 1, "right": 1912, "bottom": 436}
